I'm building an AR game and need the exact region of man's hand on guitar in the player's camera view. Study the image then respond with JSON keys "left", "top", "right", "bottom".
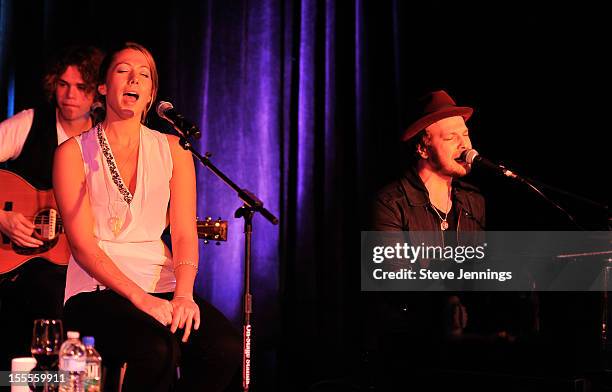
{"left": 0, "top": 210, "right": 44, "bottom": 247}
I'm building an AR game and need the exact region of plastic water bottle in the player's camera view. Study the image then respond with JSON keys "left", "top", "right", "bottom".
{"left": 82, "top": 336, "right": 102, "bottom": 392}
{"left": 59, "top": 331, "right": 86, "bottom": 392}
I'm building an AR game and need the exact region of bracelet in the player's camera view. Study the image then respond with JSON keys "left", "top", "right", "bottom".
{"left": 174, "top": 295, "right": 194, "bottom": 301}
{"left": 174, "top": 260, "right": 199, "bottom": 271}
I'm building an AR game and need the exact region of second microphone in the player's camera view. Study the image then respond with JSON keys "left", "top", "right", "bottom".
{"left": 156, "top": 101, "right": 201, "bottom": 139}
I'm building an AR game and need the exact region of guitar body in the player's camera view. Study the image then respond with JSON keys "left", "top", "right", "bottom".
{"left": 0, "top": 170, "right": 69, "bottom": 274}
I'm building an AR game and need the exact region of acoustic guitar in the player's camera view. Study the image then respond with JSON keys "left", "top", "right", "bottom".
{"left": 0, "top": 169, "right": 228, "bottom": 274}
{"left": 0, "top": 169, "right": 68, "bottom": 274}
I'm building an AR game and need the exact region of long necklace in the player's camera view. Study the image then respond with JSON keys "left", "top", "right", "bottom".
{"left": 97, "top": 124, "right": 138, "bottom": 237}
{"left": 107, "top": 192, "right": 125, "bottom": 237}
{"left": 114, "top": 145, "right": 139, "bottom": 188}
{"left": 107, "top": 143, "right": 138, "bottom": 236}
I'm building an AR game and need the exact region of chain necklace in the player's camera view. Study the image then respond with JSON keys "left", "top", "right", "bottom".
{"left": 432, "top": 206, "right": 449, "bottom": 231}
{"left": 431, "top": 192, "right": 451, "bottom": 231}
{"left": 115, "top": 145, "right": 139, "bottom": 175}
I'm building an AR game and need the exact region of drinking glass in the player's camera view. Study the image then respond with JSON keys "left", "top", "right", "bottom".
{"left": 29, "top": 319, "right": 63, "bottom": 392}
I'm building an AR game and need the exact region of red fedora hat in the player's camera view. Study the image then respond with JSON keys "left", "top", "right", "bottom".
{"left": 401, "top": 90, "right": 473, "bottom": 141}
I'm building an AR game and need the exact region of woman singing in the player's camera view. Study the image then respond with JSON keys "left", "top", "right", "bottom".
{"left": 53, "top": 42, "right": 240, "bottom": 391}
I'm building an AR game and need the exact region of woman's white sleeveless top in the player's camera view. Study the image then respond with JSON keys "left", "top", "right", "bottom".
{"left": 64, "top": 124, "right": 176, "bottom": 302}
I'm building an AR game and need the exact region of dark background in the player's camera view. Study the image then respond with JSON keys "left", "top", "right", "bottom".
{"left": 1, "top": 0, "right": 610, "bottom": 390}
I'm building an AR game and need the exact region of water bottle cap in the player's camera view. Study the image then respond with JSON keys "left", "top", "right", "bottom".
{"left": 67, "top": 331, "right": 80, "bottom": 339}
{"left": 83, "top": 336, "right": 95, "bottom": 346}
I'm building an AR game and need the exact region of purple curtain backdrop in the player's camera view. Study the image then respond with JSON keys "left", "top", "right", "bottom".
{"left": 190, "top": 0, "right": 282, "bottom": 327}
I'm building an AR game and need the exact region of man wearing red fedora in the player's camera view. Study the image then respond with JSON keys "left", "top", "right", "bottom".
{"left": 373, "top": 89, "right": 484, "bottom": 234}
{"left": 370, "top": 90, "right": 486, "bottom": 340}
{"left": 368, "top": 90, "right": 541, "bottom": 389}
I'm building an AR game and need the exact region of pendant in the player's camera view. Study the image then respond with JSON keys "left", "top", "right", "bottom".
{"left": 108, "top": 216, "right": 122, "bottom": 236}
{"left": 440, "top": 220, "right": 449, "bottom": 231}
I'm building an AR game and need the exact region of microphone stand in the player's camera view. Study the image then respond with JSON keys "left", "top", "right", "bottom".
{"left": 482, "top": 159, "right": 611, "bottom": 369}
{"left": 476, "top": 162, "right": 609, "bottom": 230}
{"left": 175, "top": 132, "right": 279, "bottom": 392}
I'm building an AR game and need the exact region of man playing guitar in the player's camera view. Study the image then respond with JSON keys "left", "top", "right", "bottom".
{"left": 0, "top": 45, "right": 104, "bottom": 369}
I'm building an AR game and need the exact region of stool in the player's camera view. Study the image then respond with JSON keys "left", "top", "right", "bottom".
{"left": 103, "top": 362, "right": 179, "bottom": 391}
{"left": 102, "top": 361, "right": 127, "bottom": 392}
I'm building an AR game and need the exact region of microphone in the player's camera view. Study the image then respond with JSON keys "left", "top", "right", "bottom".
{"left": 156, "top": 101, "right": 201, "bottom": 139}
{"left": 459, "top": 149, "right": 519, "bottom": 179}
{"left": 90, "top": 102, "right": 105, "bottom": 124}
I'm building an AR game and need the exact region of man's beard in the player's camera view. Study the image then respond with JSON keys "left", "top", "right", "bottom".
{"left": 428, "top": 152, "right": 468, "bottom": 178}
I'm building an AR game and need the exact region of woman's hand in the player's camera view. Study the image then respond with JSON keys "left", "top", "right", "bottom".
{"left": 132, "top": 292, "right": 174, "bottom": 326}
{"left": 170, "top": 296, "right": 201, "bottom": 342}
